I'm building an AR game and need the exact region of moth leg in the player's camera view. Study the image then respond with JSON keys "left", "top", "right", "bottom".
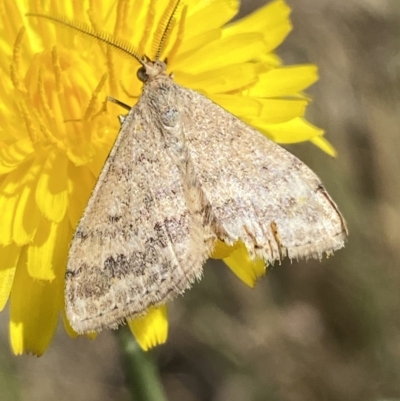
{"left": 106, "top": 96, "right": 131, "bottom": 111}
{"left": 105, "top": 96, "right": 132, "bottom": 125}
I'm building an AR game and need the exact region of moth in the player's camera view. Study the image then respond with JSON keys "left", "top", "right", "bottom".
{"left": 28, "top": 3, "right": 347, "bottom": 334}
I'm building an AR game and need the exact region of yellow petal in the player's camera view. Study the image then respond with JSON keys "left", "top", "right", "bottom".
{"left": 310, "top": 136, "right": 337, "bottom": 157}
{"left": 257, "top": 99, "right": 308, "bottom": 123}
{"left": 0, "top": 243, "right": 20, "bottom": 311}
{"left": 35, "top": 151, "right": 68, "bottom": 223}
{"left": 209, "top": 94, "right": 261, "bottom": 119}
{"left": 128, "top": 306, "right": 168, "bottom": 351}
{"left": 62, "top": 309, "right": 78, "bottom": 339}
{"left": 0, "top": 190, "right": 18, "bottom": 246}
{"left": 13, "top": 175, "right": 40, "bottom": 246}
{"left": 211, "top": 240, "right": 239, "bottom": 259}
{"left": 245, "top": 65, "right": 318, "bottom": 98}
{"left": 256, "top": 117, "right": 324, "bottom": 143}
{"left": 176, "top": 63, "right": 258, "bottom": 94}
{"left": 185, "top": 0, "right": 239, "bottom": 39}
{"left": 67, "top": 163, "right": 95, "bottom": 229}
{"left": 174, "top": 33, "right": 265, "bottom": 74}
{"left": 0, "top": 163, "right": 40, "bottom": 245}
{"left": 0, "top": 139, "right": 34, "bottom": 175}
{"left": 224, "top": 0, "right": 292, "bottom": 52}
{"left": 66, "top": 141, "right": 97, "bottom": 167}
{"left": 223, "top": 243, "right": 266, "bottom": 288}
{"left": 259, "top": 52, "right": 283, "bottom": 67}
{"left": 177, "top": 28, "right": 221, "bottom": 56}
{"left": 210, "top": 94, "right": 307, "bottom": 124}
{"left": 87, "top": 139, "right": 112, "bottom": 178}
{"left": 27, "top": 217, "right": 71, "bottom": 281}
{"left": 0, "top": 161, "right": 42, "bottom": 246}
{"left": 0, "top": 156, "right": 42, "bottom": 197}
{"left": 10, "top": 247, "right": 62, "bottom": 355}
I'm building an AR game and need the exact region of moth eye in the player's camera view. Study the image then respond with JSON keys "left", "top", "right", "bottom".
{"left": 137, "top": 67, "right": 148, "bottom": 82}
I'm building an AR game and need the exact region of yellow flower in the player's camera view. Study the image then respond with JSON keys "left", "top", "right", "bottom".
{"left": 0, "top": 0, "right": 331, "bottom": 355}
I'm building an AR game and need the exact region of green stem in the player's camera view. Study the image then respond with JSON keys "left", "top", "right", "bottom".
{"left": 116, "top": 327, "right": 169, "bottom": 401}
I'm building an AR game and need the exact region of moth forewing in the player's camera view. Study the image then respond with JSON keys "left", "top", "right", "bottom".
{"left": 66, "top": 68, "right": 346, "bottom": 333}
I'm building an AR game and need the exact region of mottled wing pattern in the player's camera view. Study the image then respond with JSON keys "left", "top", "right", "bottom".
{"left": 67, "top": 70, "right": 346, "bottom": 334}
{"left": 176, "top": 85, "right": 347, "bottom": 262}
{"left": 66, "top": 97, "right": 210, "bottom": 334}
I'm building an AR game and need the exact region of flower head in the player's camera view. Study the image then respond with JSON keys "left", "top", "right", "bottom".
{"left": 0, "top": 0, "right": 330, "bottom": 355}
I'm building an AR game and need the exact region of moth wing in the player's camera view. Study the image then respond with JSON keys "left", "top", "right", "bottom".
{"left": 179, "top": 87, "right": 347, "bottom": 262}
{"left": 66, "top": 102, "right": 210, "bottom": 334}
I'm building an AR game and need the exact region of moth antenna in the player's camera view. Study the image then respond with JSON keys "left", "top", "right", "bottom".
{"left": 26, "top": 13, "right": 145, "bottom": 65}
{"left": 154, "top": 0, "right": 182, "bottom": 61}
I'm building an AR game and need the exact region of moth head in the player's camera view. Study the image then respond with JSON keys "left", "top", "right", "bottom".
{"left": 137, "top": 59, "right": 168, "bottom": 83}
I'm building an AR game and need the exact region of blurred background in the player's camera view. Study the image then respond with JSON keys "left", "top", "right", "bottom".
{"left": 2, "top": 0, "right": 400, "bottom": 400}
